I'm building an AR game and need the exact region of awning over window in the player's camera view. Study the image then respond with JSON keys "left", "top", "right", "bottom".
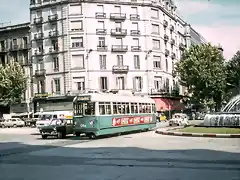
{"left": 152, "top": 98, "right": 184, "bottom": 111}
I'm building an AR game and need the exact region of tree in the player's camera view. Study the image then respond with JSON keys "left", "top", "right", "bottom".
{"left": 0, "top": 62, "right": 28, "bottom": 105}
{"left": 226, "top": 51, "right": 240, "bottom": 93}
{"left": 175, "top": 43, "right": 226, "bottom": 111}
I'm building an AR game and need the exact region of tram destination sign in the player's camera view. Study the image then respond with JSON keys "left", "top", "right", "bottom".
{"left": 76, "top": 96, "right": 91, "bottom": 101}
{"left": 112, "top": 116, "right": 153, "bottom": 127}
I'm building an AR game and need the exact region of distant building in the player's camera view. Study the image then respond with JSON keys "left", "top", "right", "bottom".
{"left": 0, "top": 22, "right": 32, "bottom": 115}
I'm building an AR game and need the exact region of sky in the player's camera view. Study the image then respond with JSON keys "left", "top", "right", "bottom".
{"left": 0, "top": 0, "right": 239, "bottom": 59}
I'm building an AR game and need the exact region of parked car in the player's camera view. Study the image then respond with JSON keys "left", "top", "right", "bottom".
{"left": 39, "top": 119, "right": 74, "bottom": 139}
{"left": 1, "top": 118, "right": 25, "bottom": 128}
{"left": 169, "top": 113, "right": 189, "bottom": 126}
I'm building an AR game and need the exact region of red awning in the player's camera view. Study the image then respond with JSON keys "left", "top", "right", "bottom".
{"left": 152, "top": 98, "right": 184, "bottom": 111}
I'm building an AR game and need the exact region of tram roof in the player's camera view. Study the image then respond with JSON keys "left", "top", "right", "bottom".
{"left": 74, "top": 93, "right": 155, "bottom": 103}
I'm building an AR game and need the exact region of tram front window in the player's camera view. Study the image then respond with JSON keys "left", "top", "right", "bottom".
{"left": 74, "top": 102, "right": 95, "bottom": 116}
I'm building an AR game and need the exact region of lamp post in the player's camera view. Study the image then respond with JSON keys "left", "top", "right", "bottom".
{"left": 85, "top": 49, "right": 92, "bottom": 91}
{"left": 145, "top": 50, "right": 152, "bottom": 94}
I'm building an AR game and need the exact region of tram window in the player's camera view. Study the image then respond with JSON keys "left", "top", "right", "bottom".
{"left": 130, "top": 103, "right": 138, "bottom": 113}
{"left": 139, "top": 103, "right": 143, "bottom": 113}
{"left": 125, "top": 103, "right": 130, "bottom": 114}
{"left": 74, "top": 102, "right": 95, "bottom": 116}
{"left": 99, "top": 102, "right": 112, "bottom": 115}
{"left": 152, "top": 103, "right": 156, "bottom": 113}
{"left": 113, "top": 102, "right": 118, "bottom": 114}
{"left": 147, "top": 103, "right": 152, "bottom": 113}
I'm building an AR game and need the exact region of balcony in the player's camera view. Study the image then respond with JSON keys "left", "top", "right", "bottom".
{"left": 111, "top": 45, "right": 128, "bottom": 52}
{"left": 35, "top": 69, "right": 46, "bottom": 76}
{"left": 33, "top": 17, "right": 43, "bottom": 25}
{"left": 165, "top": 49, "right": 170, "bottom": 56}
{"left": 170, "top": 39, "right": 175, "bottom": 45}
{"left": 96, "top": 29, "right": 107, "bottom": 35}
{"left": 179, "top": 43, "right": 186, "bottom": 50}
{"left": 112, "top": 65, "right": 129, "bottom": 73}
{"left": 149, "top": 88, "right": 180, "bottom": 97}
{"left": 48, "top": 14, "right": 58, "bottom": 22}
{"left": 171, "top": 52, "right": 176, "bottom": 59}
{"left": 34, "top": 33, "right": 44, "bottom": 41}
{"left": 163, "top": 20, "right": 168, "bottom": 28}
{"left": 131, "top": 46, "right": 141, "bottom": 52}
{"left": 34, "top": 49, "right": 44, "bottom": 56}
{"left": 95, "top": 12, "right": 106, "bottom": 19}
{"left": 19, "top": 59, "right": 31, "bottom": 66}
{"left": 9, "top": 45, "right": 18, "bottom": 51}
{"left": 111, "top": 28, "right": 127, "bottom": 36}
{"left": 97, "top": 45, "right": 108, "bottom": 51}
{"left": 130, "top": 14, "right": 140, "bottom": 20}
{"left": 170, "top": 25, "right": 174, "bottom": 31}
{"left": 19, "top": 43, "right": 30, "bottom": 50}
{"left": 110, "top": 13, "right": 126, "bottom": 21}
{"left": 49, "top": 47, "right": 58, "bottom": 54}
{"left": 130, "top": 30, "right": 140, "bottom": 36}
{"left": 164, "top": 34, "right": 169, "bottom": 42}
{"left": 49, "top": 31, "right": 58, "bottom": 38}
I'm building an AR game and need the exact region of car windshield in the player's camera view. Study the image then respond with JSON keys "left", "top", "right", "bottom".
{"left": 50, "top": 119, "right": 64, "bottom": 125}
{"left": 40, "top": 114, "right": 52, "bottom": 120}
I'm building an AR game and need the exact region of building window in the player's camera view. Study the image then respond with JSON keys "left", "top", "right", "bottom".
{"left": 98, "top": 37, "right": 105, "bottom": 47}
{"left": 133, "top": 76, "right": 142, "bottom": 92}
{"left": 100, "top": 77, "right": 108, "bottom": 90}
{"left": 153, "top": 56, "right": 161, "bottom": 69}
{"left": 117, "top": 55, "right": 123, "bottom": 66}
{"left": 134, "top": 55, "right": 140, "bottom": 69}
{"left": 99, "top": 55, "right": 106, "bottom": 69}
{"left": 166, "top": 59, "right": 168, "bottom": 72}
{"left": 152, "top": 39, "right": 160, "bottom": 49}
{"left": 53, "top": 57, "right": 59, "bottom": 70}
{"left": 52, "top": 40, "right": 58, "bottom": 50}
{"left": 38, "top": 80, "right": 45, "bottom": 93}
{"left": 72, "top": 54, "right": 84, "bottom": 69}
{"left": 151, "top": 9, "right": 159, "bottom": 19}
{"left": 154, "top": 77, "right": 163, "bottom": 90}
{"left": 71, "top": 20, "right": 83, "bottom": 31}
{"left": 116, "top": 77, "right": 125, "bottom": 90}
{"left": 69, "top": 4, "right": 82, "bottom": 15}
{"left": 71, "top": 37, "right": 83, "bottom": 48}
{"left": 54, "top": 78, "right": 61, "bottom": 94}
{"left": 152, "top": 24, "right": 159, "bottom": 34}
{"left": 76, "top": 78, "right": 85, "bottom": 91}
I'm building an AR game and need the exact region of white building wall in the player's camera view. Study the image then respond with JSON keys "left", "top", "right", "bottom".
{"left": 30, "top": 0, "right": 186, "bottom": 97}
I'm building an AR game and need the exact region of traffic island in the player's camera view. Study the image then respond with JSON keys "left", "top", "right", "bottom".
{"left": 155, "top": 126, "right": 240, "bottom": 138}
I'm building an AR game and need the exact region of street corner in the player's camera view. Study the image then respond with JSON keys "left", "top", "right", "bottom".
{"left": 155, "top": 128, "right": 240, "bottom": 138}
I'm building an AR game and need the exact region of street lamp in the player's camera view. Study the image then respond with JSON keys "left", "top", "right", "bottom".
{"left": 145, "top": 50, "right": 152, "bottom": 94}
{"left": 86, "top": 49, "right": 92, "bottom": 91}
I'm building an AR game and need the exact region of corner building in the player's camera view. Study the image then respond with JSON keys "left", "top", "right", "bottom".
{"left": 30, "top": 0, "right": 186, "bottom": 112}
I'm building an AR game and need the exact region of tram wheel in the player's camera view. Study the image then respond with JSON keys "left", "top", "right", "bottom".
{"left": 88, "top": 133, "right": 96, "bottom": 139}
{"left": 75, "top": 132, "right": 80, "bottom": 137}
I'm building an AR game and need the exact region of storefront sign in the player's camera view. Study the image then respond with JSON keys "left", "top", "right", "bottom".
{"left": 34, "top": 93, "right": 50, "bottom": 98}
{"left": 112, "top": 116, "right": 153, "bottom": 127}
{"left": 77, "top": 96, "right": 91, "bottom": 101}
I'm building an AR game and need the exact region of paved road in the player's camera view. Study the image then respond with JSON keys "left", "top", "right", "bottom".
{"left": 1, "top": 122, "right": 239, "bottom": 180}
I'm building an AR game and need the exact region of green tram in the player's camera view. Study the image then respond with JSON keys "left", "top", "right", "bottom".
{"left": 73, "top": 92, "right": 157, "bottom": 139}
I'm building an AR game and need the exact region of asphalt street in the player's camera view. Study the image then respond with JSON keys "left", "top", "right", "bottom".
{"left": 0, "top": 121, "right": 239, "bottom": 180}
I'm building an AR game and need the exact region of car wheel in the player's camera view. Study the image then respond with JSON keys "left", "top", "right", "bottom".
{"left": 42, "top": 135, "right": 48, "bottom": 139}
{"left": 57, "top": 132, "right": 65, "bottom": 139}
{"left": 169, "top": 124, "right": 172, "bottom": 126}
{"left": 75, "top": 132, "right": 80, "bottom": 137}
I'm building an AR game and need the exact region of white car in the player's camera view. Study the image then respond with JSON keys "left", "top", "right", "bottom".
{"left": 36, "top": 119, "right": 51, "bottom": 129}
{"left": 1, "top": 118, "right": 25, "bottom": 128}
{"left": 169, "top": 113, "right": 189, "bottom": 126}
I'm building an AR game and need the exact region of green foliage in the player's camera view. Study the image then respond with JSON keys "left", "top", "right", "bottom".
{"left": 175, "top": 43, "right": 226, "bottom": 111}
{"left": 226, "top": 51, "right": 240, "bottom": 91}
{"left": 0, "top": 62, "right": 28, "bottom": 105}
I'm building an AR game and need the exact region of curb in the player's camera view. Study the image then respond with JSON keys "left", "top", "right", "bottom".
{"left": 155, "top": 130, "right": 240, "bottom": 138}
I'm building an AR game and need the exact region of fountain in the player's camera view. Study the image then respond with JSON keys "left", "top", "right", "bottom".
{"left": 204, "top": 95, "right": 240, "bottom": 127}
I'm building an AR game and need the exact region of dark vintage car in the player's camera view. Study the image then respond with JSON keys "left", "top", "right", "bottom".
{"left": 39, "top": 119, "right": 74, "bottom": 139}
